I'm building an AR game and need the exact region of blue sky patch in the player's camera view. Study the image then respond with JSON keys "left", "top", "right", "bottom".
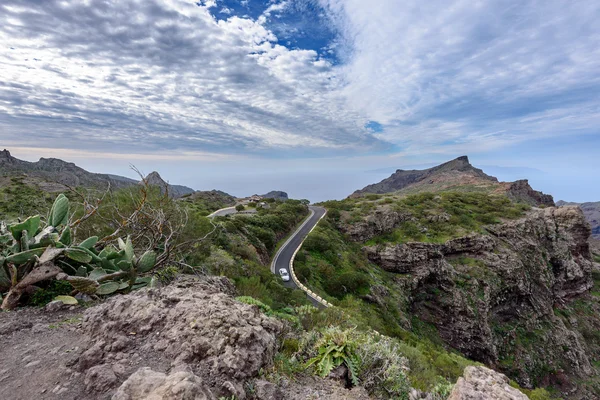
{"left": 365, "top": 121, "right": 384, "bottom": 133}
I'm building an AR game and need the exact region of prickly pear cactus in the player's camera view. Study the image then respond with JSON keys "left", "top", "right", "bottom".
{"left": 0, "top": 194, "right": 160, "bottom": 309}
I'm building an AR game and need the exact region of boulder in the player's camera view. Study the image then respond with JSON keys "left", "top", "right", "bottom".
{"left": 78, "top": 276, "right": 282, "bottom": 397}
{"left": 112, "top": 367, "right": 215, "bottom": 400}
{"left": 448, "top": 366, "right": 528, "bottom": 400}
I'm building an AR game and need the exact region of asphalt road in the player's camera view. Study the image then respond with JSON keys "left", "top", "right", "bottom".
{"left": 271, "top": 205, "right": 327, "bottom": 307}
{"left": 208, "top": 206, "right": 258, "bottom": 218}
{"left": 207, "top": 206, "right": 237, "bottom": 217}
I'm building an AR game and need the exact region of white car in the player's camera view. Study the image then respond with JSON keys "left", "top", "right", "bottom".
{"left": 279, "top": 268, "right": 290, "bottom": 282}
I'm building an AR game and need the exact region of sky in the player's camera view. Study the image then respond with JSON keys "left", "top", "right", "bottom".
{"left": 0, "top": 0, "right": 599, "bottom": 202}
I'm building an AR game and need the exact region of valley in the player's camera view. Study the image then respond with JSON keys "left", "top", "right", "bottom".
{"left": 0, "top": 150, "right": 599, "bottom": 399}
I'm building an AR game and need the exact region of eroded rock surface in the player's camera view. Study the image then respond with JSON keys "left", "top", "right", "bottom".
{"left": 79, "top": 276, "right": 282, "bottom": 399}
{"left": 112, "top": 368, "right": 215, "bottom": 400}
{"left": 340, "top": 207, "right": 413, "bottom": 242}
{"left": 448, "top": 366, "right": 528, "bottom": 400}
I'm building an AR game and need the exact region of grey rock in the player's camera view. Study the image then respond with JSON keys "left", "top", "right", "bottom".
{"left": 340, "top": 207, "right": 413, "bottom": 242}
{"left": 80, "top": 276, "right": 282, "bottom": 392}
{"left": 448, "top": 366, "right": 528, "bottom": 400}
{"left": 84, "top": 364, "right": 118, "bottom": 393}
{"left": 45, "top": 300, "right": 66, "bottom": 312}
{"left": 112, "top": 367, "right": 215, "bottom": 400}
{"left": 254, "top": 380, "right": 282, "bottom": 400}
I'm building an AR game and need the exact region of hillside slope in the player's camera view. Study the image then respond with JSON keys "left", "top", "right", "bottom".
{"left": 300, "top": 187, "right": 598, "bottom": 398}
{"left": 0, "top": 149, "right": 137, "bottom": 189}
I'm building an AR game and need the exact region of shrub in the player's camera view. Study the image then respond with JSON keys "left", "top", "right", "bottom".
{"left": 357, "top": 334, "right": 411, "bottom": 399}
{"left": 305, "top": 327, "right": 361, "bottom": 385}
{"left": 299, "top": 327, "right": 411, "bottom": 397}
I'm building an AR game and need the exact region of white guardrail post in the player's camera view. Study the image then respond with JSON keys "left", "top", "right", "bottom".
{"left": 288, "top": 209, "right": 332, "bottom": 308}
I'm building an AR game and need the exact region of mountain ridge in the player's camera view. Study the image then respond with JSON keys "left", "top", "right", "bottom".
{"left": 0, "top": 149, "right": 195, "bottom": 198}
{"left": 351, "top": 155, "right": 555, "bottom": 207}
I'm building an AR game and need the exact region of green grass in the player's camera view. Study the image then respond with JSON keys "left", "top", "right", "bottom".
{"left": 0, "top": 176, "right": 70, "bottom": 221}
{"left": 324, "top": 191, "right": 530, "bottom": 245}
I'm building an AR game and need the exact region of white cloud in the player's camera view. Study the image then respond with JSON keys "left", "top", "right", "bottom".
{"left": 0, "top": 0, "right": 599, "bottom": 160}
{"left": 0, "top": 0, "right": 378, "bottom": 155}
{"left": 318, "top": 0, "right": 600, "bottom": 153}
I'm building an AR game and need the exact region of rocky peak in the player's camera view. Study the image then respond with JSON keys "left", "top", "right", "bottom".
{"left": 144, "top": 171, "right": 167, "bottom": 187}
{"left": 352, "top": 155, "right": 497, "bottom": 197}
{"left": 0, "top": 149, "right": 18, "bottom": 165}
{"left": 35, "top": 157, "right": 79, "bottom": 171}
{"left": 262, "top": 190, "right": 288, "bottom": 201}
{"left": 143, "top": 171, "right": 195, "bottom": 198}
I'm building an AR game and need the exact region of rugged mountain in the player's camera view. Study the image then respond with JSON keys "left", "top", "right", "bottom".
{"left": 305, "top": 169, "right": 599, "bottom": 397}
{"left": 557, "top": 200, "right": 600, "bottom": 239}
{"left": 352, "top": 156, "right": 497, "bottom": 196}
{"left": 352, "top": 156, "right": 555, "bottom": 207}
{"left": 0, "top": 149, "right": 137, "bottom": 190}
{"left": 0, "top": 149, "right": 196, "bottom": 198}
{"left": 143, "top": 171, "right": 195, "bottom": 198}
{"left": 262, "top": 190, "right": 289, "bottom": 201}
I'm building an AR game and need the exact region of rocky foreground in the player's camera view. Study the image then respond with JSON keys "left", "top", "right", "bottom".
{"left": 0, "top": 275, "right": 531, "bottom": 400}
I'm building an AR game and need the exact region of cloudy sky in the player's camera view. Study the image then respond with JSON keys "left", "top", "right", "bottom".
{"left": 1, "top": 0, "right": 599, "bottom": 201}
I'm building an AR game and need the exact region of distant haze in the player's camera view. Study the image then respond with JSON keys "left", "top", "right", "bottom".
{"left": 9, "top": 149, "right": 597, "bottom": 204}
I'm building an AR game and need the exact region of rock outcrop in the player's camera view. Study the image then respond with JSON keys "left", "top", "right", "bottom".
{"left": 339, "top": 207, "right": 413, "bottom": 242}
{"left": 448, "top": 366, "right": 528, "bottom": 400}
{"left": 112, "top": 368, "right": 215, "bottom": 400}
{"left": 365, "top": 206, "right": 595, "bottom": 388}
{"left": 558, "top": 200, "right": 600, "bottom": 239}
{"left": 505, "top": 179, "right": 555, "bottom": 207}
{"left": 262, "top": 191, "right": 289, "bottom": 201}
{"left": 144, "top": 171, "right": 195, "bottom": 198}
{"left": 78, "top": 276, "right": 282, "bottom": 399}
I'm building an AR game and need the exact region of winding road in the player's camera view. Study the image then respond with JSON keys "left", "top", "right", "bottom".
{"left": 208, "top": 203, "right": 329, "bottom": 307}
{"left": 271, "top": 205, "right": 328, "bottom": 307}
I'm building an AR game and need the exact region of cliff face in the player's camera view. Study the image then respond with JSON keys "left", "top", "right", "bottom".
{"left": 362, "top": 206, "right": 596, "bottom": 390}
{"left": 143, "top": 171, "right": 195, "bottom": 198}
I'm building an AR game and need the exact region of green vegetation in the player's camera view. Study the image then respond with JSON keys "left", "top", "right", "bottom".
{"left": 0, "top": 178, "right": 567, "bottom": 398}
{"left": 0, "top": 176, "right": 72, "bottom": 220}
{"left": 324, "top": 191, "right": 530, "bottom": 244}
{"left": 0, "top": 194, "right": 160, "bottom": 309}
{"left": 27, "top": 280, "right": 73, "bottom": 307}
{"left": 235, "top": 204, "right": 245, "bottom": 212}
{"left": 305, "top": 327, "right": 361, "bottom": 385}
{"left": 206, "top": 199, "right": 311, "bottom": 310}
{"left": 179, "top": 190, "right": 235, "bottom": 216}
